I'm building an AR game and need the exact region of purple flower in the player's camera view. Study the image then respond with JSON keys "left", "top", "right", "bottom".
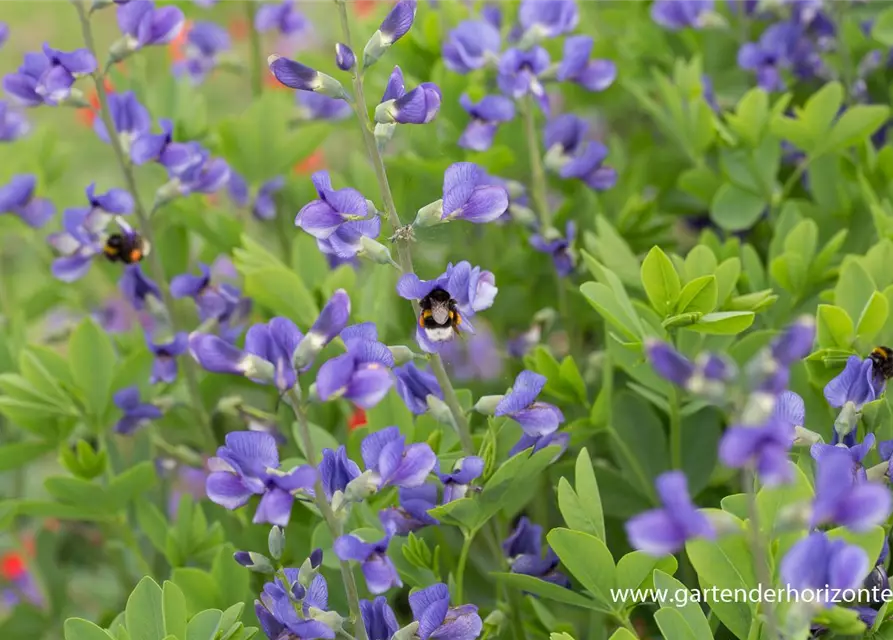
{"left": 94, "top": 91, "right": 151, "bottom": 149}
{"left": 509, "top": 430, "right": 570, "bottom": 458}
{"left": 319, "top": 446, "right": 361, "bottom": 500}
{"left": 557, "top": 36, "right": 616, "bottom": 92}
{"left": 443, "top": 20, "right": 501, "bottom": 74}
{"left": 409, "top": 583, "right": 482, "bottom": 640}
{"left": 781, "top": 532, "right": 869, "bottom": 606}
{"left": 824, "top": 356, "right": 886, "bottom": 410}
{"left": 397, "top": 261, "right": 497, "bottom": 353}
{"left": 0, "top": 174, "right": 54, "bottom": 229}
{"left": 440, "top": 325, "right": 503, "bottom": 382}
{"left": 439, "top": 162, "right": 509, "bottom": 223}
{"left": 0, "top": 101, "right": 29, "bottom": 141}
{"left": 518, "top": 0, "right": 578, "bottom": 38}
{"left": 206, "top": 431, "right": 317, "bottom": 526}
{"left": 268, "top": 55, "right": 346, "bottom": 99}
{"left": 120, "top": 264, "right": 161, "bottom": 310}
{"left": 543, "top": 114, "right": 616, "bottom": 190}
{"left": 148, "top": 332, "right": 188, "bottom": 384}
{"left": 809, "top": 446, "right": 891, "bottom": 532}
{"left": 625, "top": 471, "right": 715, "bottom": 555}
{"left": 335, "top": 43, "right": 356, "bottom": 72}
{"left": 3, "top": 44, "right": 96, "bottom": 107}
{"left": 645, "top": 341, "right": 735, "bottom": 395}
{"left": 117, "top": 1, "right": 185, "bottom": 49}
{"left": 375, "top": 75, "right": 442, "bottom": 125}
{"left": 811, "top": 433, "right": 875, "bottom": 482}
{"left": 737, "top": 21, "right": 823, "bottom": 92}
{"left": 458, "top": 94, "right": 515, "bottom": 151}
{"left": 0, "top": 22, "right": 7, "bottom": 48}
{"left": 497, "top": 47, "right": 550, "bottom": 113}
{"left": 316, "top": 328, "right": 394, "bottom": 408}
{"left": 438, "top": 456, "right": 484, "bottom": 503}
{"left": 530, "top": 221, "right": 576, "bottom": 277}
{"left": 255, "top": 0, "right": 307, "bottom": 36}
{"left": 361, "top": 426, "right": 437, "bottom": 489}
{"left": 651, "top": 0, "right": 714, "bottom": 30}
{"left": 503, "top": 517, "right": 570, "bottom": 587}
{"left": 94, "top": 297, "right": 137, "bottom": 334}
{"left": 295, "top": 171, "right": 380, "bottom": 259}
{"left": 378, "top": 0, "right": 417, "bottom": 46}
{"left": 361, "top": 596, "right": 399, "bottom": 640}
{"left": 297, "top": 92, "right": 352, "bottom": 121}
{"left": 171, "top": 145, "right": 231, "bottom": 196}
{"left": 253, "top": 177, "right": 285, "bottom": 221}
{"left": 495, "top": 371, "right": 564, "bottom": 437}
{"left": 113, "top": 386, "right": 162, "bottom": 434}
{"left": 334, "top": 531, "right": 401, "bottom": 594}
{"left": 378, "top": 484, "right": 438, "bottom": 535}
{"left": 172, "top": 21, "right": 231, "bottom": 84}
{"left": 394, "top": 363, "right": 443, "bottom": 414}
{"left": 256, "top": 571, "right": 333, "bottom": 640}
{"left": 190, "top": 317, "right": 304, "bottom": 392}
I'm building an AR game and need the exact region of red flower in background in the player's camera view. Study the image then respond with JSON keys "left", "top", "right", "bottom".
{"left": 228, "top": 16, "right": 250, "bottom": 41}
{"left": 293, "top": 149, "right": 326, "bottom": 175}
{"left": 354, "top": 0, "right": 378, "bottom": 18}
{"left": 348, "top": 407, "right": 367, "bottom": 431}
{"left": 77, "top": 77, "right": 115, "bottom": 128}
{"left": 168, "top": 19, "right": 193, "bottom": 63}
{"left": 0, "top": 553, "right": 26, "bottom": 581}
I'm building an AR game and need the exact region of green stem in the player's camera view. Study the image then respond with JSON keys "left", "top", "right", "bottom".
{"left": 246, "top": 0, "right": 264, "bottom": 98}
{"left": 287, "top": 388, "right": 368, "bottom": 640}
{"left": 617, "top": 614, "right": 639, "bottom": 637}
{"left": 668, "top": 386, "right": 683, "bottom": 469}
{"left": 74, "top": 0, "right": 215, "bottom": 452}
{"left": 521, "top": 96, "right": 550, "bottom": 230}
{"left": 454, "top": 532, "right": 474, "bottom": 604}
{"left": 333, "top": 0, "right": 474, "bottom": 457}
{"left": 745, "top": 468, "right": 781, "bottom": 640}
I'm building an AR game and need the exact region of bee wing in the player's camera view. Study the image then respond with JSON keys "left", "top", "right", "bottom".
{"left": 141, "top": 238, "right": 152, "bottom": 257}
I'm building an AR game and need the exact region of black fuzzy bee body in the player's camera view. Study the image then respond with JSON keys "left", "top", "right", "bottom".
{"left": 419, "top": 287, "right": 461, "bottom": 343}
{"left": 103, "top": 232, "right": 147, "bottom": 264}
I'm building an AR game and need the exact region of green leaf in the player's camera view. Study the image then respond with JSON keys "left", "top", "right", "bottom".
{"left": 135, "top": 501, "right": 169, "bottom": 558}
{"left": 826, "top": 105, "right": 891, "bottom": 152}
{"left": 687, "top": 311, "right": 755, "bottom": 335}
{"left": 615, "top": 552, "right": 677, "bottom": 602}
{"left": 171, "top": 569, "right": 222, "bottom": 615}
{"left": 653, "top": 570, "right": 713, "bottom": 637}
{"left": 547, "top": 528, "right": 616, "bottom": 608}
{"left": 714, "top": 258, "right": 741, "bottom": 307}
{"left": 108, "top": 462, "right": 157, "bottom": 510}
{"left": 0, "top": 440, "right": 55, "bottom": 471}
{"left": 683, "top": 245, "right": 718, "bottom": 282}
{"left": 856, "top": 291, "right": 889, "bottom": 346}
{"left": 125, "top": 577, "right": 165, "bottom": 640}
{"left": 676, "top": 275, "right": 718, "bottom": 315}
{"left": 162, "top": 582, "right": 188, "bottom": 640}
{"left": 64, "top": 618, "right": 115, "bottom": 640}
{"left": 212, "top": 544, "right": 249, "bottom": 610}
{"left": 45, "top": 476, "right": 109, "bottom": 510}
{"left": 291, "top": 422, "right": 339, "bottom": 463}
{"left": 575, "top": 448, "right": 605, "bottom": 541}
{"left": 68, "top": 318, "right": 116, "bottom": 423}
{"left": 654, "top": 608, "right": 699, "bottom": 640}
{"left": 802, "top": 82, "right": 844, "bottom": 140}
{"left": 873, "top": 7, "right": 893, "bottom": 46}
{"left": 494, "top": 573, "right": 605, "bottom": 611}
{"left": 756, "top": 462, "right": 813, "bottom": 534}
{"left": 835, "top": 261, "right": 878, "bottom": 327}
{"left": 580, "top": 282, "right": 641, "bottom": 342}
{"left": 610, "top": 391, "right": 668, "bottom": 495}
{"left": 816, "top": 304, "right": 855, "bottom": 349}
{"left": 185, "top": 610, "right": 222, "bottom": 640}
{"left": 641, "top": 246, "right": 681, "bottom": 316}
{"left": 607, "top": 631, "right": 637, "bottom": 640}
{"left": 710, "top": 184, "right": 766, "bottom": 232}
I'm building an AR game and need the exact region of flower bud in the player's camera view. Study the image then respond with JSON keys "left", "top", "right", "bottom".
{"left": 834, "top": 401, "right": 860, "bottom": 441}
{"left": 388, "top": 345, "right": 416, "bottom": 366}
{"left": 268, "top": 526, "right": 285, "bottom": 561}
{"left": 335, "top": 43, "right": 356, "bottom": 72}
{"left": 344, "top": 469, "right": 381, "bottom": 502}
{"left": 792, "top": 426, "right": 823, "bottom": 447}
{"left": 392, "top": 622, "right": 420, "bottom": 640}
{"left": 268, "top": 55, "right": 350, "bottom": 100}
{"left": 427, "top": 395, "right": 456, "bottom": 427}
{"left": 233, "top": 551, "right": 274, "bottom": 573}
{"left": 298, "top": 556, "right": 316, "bottom": 589}
{"left": 413, "top": 199, "right": 445, "bottom": 228}
{"left": 362, "top": 0, "right": 417, "bottom": 69}
{"left": 374, "top": 122, "right": 396, "bottom": 149}
{"left": 358, "top": 236, "right": 398, "bottom": 266}
{"left": 309, "top": 547, "right": 323, "bottom": 569}
{"left": 474, "top": 394, "right": 504, "bottom": 415}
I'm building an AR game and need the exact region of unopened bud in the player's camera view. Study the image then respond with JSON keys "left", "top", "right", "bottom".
{"left": 268, "top": 526, "right": 285, "bottom": 561}
{"left": 309, "top": 547, "right": 323, "bottom": 569}
{"left": 393, "top": 621, "right": 420, "bottom": 640}
{"left": 388, "top": 345, "right": 416, "bottom": 366}
{"left": 233, "top": 551, "right": 274, "bottom": 573}
{"left": 413, "top": 199, "right": 445, "bottom": 228}
{"left": 427, "top": 395, "right": 456, "bottom": 427}
{"left": 358, "top": 236, "right": 397, "bottom": 266}
{"left": 474, "top": 395, "right": 504, "bottom": 415}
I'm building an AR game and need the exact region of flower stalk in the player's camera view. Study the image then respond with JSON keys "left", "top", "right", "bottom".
{"left": 333, "top": 0, "right": 475, "bottom": 456}
{"left": 745, "top": 468, "right": 781, "bottom": 640}
{"left": 246, "top": 0, "right": 264, "bottom": 98}
{"left": 287, "top": 386, "right": 368, "bottom": 640}
{"left": 73, "top": 0, "right": 214, "bottom": 450}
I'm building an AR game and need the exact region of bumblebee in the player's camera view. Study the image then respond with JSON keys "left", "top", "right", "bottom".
{"left": 870, "top": 346, "right": 893, "bottom": 380}
{"left": 419, "top": 287, "right": 461, "bottom": 343}
{"left": 103, "top": 232, "right": 147, "bottom": 264}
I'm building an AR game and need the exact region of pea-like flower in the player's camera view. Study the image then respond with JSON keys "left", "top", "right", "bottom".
{"left": 497, "top": 47, "right": 550, "bottom": 112}
{"left": 171, "top": 262, "right": 251, "bottom": 342}
{"left": 319, "top": 446, "right": 361, "bottom": 501}
{"left": 557, "top": 35, "right": 616, "bottom": 92}
{"left": 780, "top": 532, "right": 869, "bottom": 608}
{"left": 651, "top": 0, "right": 714, "bottom": 31}
{"left": 0, "top": 174, "right": 54, "bottom": 229}
{"left": 3, "top": 44, "right": 97, "bottom": 107}
{"left": 645, "top": 340, "right": 735, "bottom": 397}
{"left": 268, "top": 55, "right": 347, "bottom": 100}
{"left": 625, "top": 471, "right": 715, "bottom": 556}
{"left": 504, "top": 516, "right": 569, "bottom": 587}
{"left": 119, "top": 264, "right": 161, "bottom": 310}
{"left": 374, "top": 68, "right": 441, "bottom": 126}
{"left": 206, "top": 431, "right": 317, "bottom": 526}
{"left": 824, "top": 355, "right": 886, "bottom": 410}
{"left": 494, "top": 370, "right": 564, "bottom": 437}
{"left": 438, "top": 456, "right": 484, "bottom": 503}
{"left": 394, "top": 362, "right": 443, "bottom": 414}
{"left": 360, "top": 597, "right": 399, "bottom": 640}
{"left": 409, "top": 583, "right": 482, "bottom": 640}
{"left": 94, "top": 91, "right": 151, "bottom": 152}
{"left": 810, "top": 446, "right": 891, "bottom": 532}
{"left": 443, "top": 20, "right": 501, "bottom": 74}
{"left": 458, "top": 94, "right": 515, "bottom": 152}
{"left": 811, "top": 433, "right": 875, "bottom": 482}
{"left": 361, "top": 426, "right": 437, "bottom": 489}
{"left": 543, "top": 114, "right": 616, "bottom": 190}
{"left": 335, "top": 43, "right": 356, "bottom": 72}
{"left": 113, "top": 386, "right": 162, "bottom": 435}
{"left": 530, "top": 221, "right": 577, "bottom": 277}
{"left": 363, "top": 0, "right": 417, "bottom": 69}
{"left": 254, "top": 0, "right": 307, "bottom": 37}
{"left": 116, "top": 1, "right": 185, "bottom": 50}
{"left": 255, "top": 570, "right": 333, "bottom": 640}
{"left": 378, "top": 484, "right": 438, "bottom": 535}
{"left": 228, "top": 174, "right": 286, "bottom": 221}
{"left": 172, "top": 21, "right": 231, "bottom": 85}
{"left": 148, "top": 332, "right": 188, "bottom": 384}
{"left": 0, "top": 101, "right": 29, "bottom": 142}
{"left": 518, "top": 0, "right": 579, "bottom": 39}
{"left": 334, "top": 531, "right": 401, "bottom": 595}
{"left": 316, "top": 325, "right": 394, "bottom": 408}
{"left": 737, "top": 22, "right": 822, "bottom": 92}
{"left": 416, "top": 163, "right": 509, "bottom": 227}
